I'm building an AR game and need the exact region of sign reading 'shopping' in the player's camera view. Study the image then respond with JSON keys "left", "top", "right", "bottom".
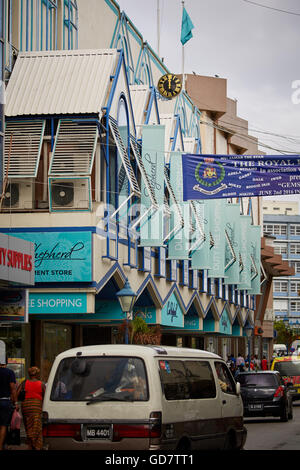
{"left": 182, "top": 154, "right": 300, "bottom": 200}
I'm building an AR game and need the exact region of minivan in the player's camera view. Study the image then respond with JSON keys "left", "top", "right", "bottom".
{"left": 271, "top": 355, "right": 300, "bottom": 401}
{"left": 42, "top": 345, "right": 247, "bottom": 451}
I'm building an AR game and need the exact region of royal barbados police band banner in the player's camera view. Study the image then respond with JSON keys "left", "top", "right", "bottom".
{"left": 182, "top": 154, "right": 300, "bottom": 200}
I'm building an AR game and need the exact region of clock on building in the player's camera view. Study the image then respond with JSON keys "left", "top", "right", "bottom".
{"left": 157, "top": 73, "right": 182, "bottom": 99}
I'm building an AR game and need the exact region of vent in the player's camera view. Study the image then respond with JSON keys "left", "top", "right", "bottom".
{"left": 50, "top": 178, "right": 91, "bottom": 211}
{"left": 49, "top": 120, "right": 98, "bottom": 176}
{"left": 4, "top": 120, "right": 45, "bottom": 178}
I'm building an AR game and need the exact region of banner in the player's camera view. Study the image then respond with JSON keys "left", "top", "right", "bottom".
{"left": 207, "top": 199, "right": 227, "bottom": 278}
{"left": 248, "top": 225, "right": 261, "bottom": 295}
{"left": 224, "top": 203, "right": 240, "bottom": 285}
{"left": 238, "top": 215, "right": 252, "bottom": 290}
{"left": 182, "top": 154, "right": 300, "bottom": 200}
{"left": 139, "top": 125, "right": 165, "bottom": 246}
{"left": 191, "top": 201, "right": 212, "bottom": 270}
{"left": 167, "top": 152, "right": 190, "bottom": 260}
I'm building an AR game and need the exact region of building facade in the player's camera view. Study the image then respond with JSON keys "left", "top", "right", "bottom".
{"left": 0, "top": 0, "right": 290, "bottom": 380}
{"left": 264, "top": 203, "right": 300, "bottom": 333}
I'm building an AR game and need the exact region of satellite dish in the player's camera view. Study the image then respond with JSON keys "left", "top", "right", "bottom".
{"left": 2, "top": 183, "right": 19, "bottom": 207}
{"left": 52, "top": 181, "right": 74, "bottom": 206}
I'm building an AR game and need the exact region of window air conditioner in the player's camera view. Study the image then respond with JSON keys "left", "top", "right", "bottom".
{"left": 50, "top": 178, "right": 91, "bottom": 211}
{"left": 2, "top": 180, "right": 35, "bottom": 210}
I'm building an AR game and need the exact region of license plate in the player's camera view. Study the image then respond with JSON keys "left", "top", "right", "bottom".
{"left": 84, "top": 424, "right": 112, "bottom": 440}
{"left": 249, "top": 404, "right": 263, "bottom": 410}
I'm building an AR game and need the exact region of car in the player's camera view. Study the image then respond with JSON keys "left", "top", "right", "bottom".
{"left": 236, "top": 370, "right": 293, "bottom": 422}
{"left": 271, "top": 356, "right": 300, "bottom": 401}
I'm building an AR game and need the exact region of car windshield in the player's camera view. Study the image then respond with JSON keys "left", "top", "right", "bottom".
{"left": 237, "top": 374, "right": 277, "bottom": 387}
{"left": 274, "top": 360, "right": 300, "bottom": 376}
{"left": 50, "top": 356, "right": 149, "bottom": 402}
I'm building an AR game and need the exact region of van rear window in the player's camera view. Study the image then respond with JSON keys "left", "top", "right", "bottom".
{"left": 50, "top": 356, "right": 148, "bottom": 402}
{"left": 159, "top": 360, "right": 216, "bottom": 400}
{"left": 274, "top": 360, "right": 300, "bottom": 376}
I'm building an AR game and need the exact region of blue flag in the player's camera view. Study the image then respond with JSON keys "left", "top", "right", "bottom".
{"left": 181, "top": 7, "right": 194, "bottom": 45}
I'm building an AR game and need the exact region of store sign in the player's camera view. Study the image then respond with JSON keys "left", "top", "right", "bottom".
{"left": 0, "top": 233, "right": 34, "bottom": 285}
{"left": 184, "top": 312, "right": 200, "bottom": 331}
{"left": 161, "top": 292, "right": 184, "bottom": 328}
{"left": 29, "top": 292, "right": 87, "bottom": 314}
{"left": 14, "top": 231, "right": 92, "bottom": 282}
{"left": 0, "top": 290, "right": 28, "bottom": 323}
{"left": 219, "top": 308, "right": 232, "bottom": 335}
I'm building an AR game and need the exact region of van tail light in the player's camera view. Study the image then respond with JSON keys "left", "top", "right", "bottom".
{"left": 274, "top": 386, "right": 284, "bottom": 398}
{"left": 43, "top": 422, "right": 81, "bottom": 439}
{"left": 113, "top": 412, "right": 161, "bottom": 441}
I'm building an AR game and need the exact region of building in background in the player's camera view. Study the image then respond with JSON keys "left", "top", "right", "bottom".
{"left": 0, "top": 0, "right": 293, "bottom": 379}
{"left": 264, "top": 201, "right": 300, "bottom": 341}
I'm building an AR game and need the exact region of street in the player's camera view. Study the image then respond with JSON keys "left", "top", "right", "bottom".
{"left": 244, "top": 402, "right": 300, "bottom": 450}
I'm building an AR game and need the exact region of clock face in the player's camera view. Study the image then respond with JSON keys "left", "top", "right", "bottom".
{"left": 157, "top": 74, "right": 182, "bottom": 99}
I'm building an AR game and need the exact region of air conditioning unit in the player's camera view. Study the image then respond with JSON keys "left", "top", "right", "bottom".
{"left": 50, "top": 178, "right": 91, "bottom": 211}
{"left": 2, "top": 180, "right": 35, "bottom": 210}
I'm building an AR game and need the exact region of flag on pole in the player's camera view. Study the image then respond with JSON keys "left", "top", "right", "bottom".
{"left": 181, "top": 7, "right": 194, "bottom": 45}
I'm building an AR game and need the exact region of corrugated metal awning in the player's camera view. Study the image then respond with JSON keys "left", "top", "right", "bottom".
{"left": 5, "top": 49, "right": 119, "bottom": 116}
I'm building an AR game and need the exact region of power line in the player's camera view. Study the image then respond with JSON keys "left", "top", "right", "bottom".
{"left": 240, "top": 0, "right": 300, "bottom": 17}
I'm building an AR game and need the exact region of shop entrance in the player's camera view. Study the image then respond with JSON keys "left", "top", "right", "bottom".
{"left": 82, "top": 326, "right": 112, "bottom": 346}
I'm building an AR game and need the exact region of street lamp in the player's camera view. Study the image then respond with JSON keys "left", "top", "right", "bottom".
{"left": 116, "top": 278, "right": 137, "bottom": 345}
{"left": 244, "top": 324, "right": 254, "bottom": 371}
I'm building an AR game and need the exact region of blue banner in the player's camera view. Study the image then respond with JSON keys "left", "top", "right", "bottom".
{"left": 182, "top": 154, "right": 300, "bottom": 200}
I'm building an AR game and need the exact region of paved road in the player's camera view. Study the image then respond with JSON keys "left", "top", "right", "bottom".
{"left": 244, "top": 402, "right": 300, "bottom": 450}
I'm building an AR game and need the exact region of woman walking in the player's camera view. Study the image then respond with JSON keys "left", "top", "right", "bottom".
{"left": 17, "top": 367, "right": 45, "bottom": 450}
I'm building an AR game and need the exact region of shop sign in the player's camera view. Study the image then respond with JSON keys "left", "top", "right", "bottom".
{"left": 161, "top": 292, "right": 184, "bottom": 328}
{"left": 14, "top": 231, "right": 92, "bottom": 282}
{"left": 203, "top": 310, "right": 215, "bottom": 332}
{"left": 29, "top": 292, "right": 87, "bottom": 314}
{"left": 184, "top": 313, "right": 200, "bottom": 331}
{"left": 219, "top": 308, "right": 232, "bottom": 335}
{"left": 0, "top": 290, "right": 28, "bottom": 323}
{"left": 95, "top": 300, "right": 124, "bottom": 320}
{"left": 0, "top": 233, "right": 34, "bottom": 285}
{"left": 133, "top": 307, "right": 156, "bottom": 324}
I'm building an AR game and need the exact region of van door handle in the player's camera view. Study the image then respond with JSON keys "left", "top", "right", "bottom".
{"left": 222, "top": 400, "right": 226, "bottom": 405}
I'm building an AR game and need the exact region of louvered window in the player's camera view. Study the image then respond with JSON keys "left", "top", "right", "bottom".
{"left": 109, "top": 117, "right": 140, "bottom": 197}
{"left": 49, "top": 120, "right": 97, "bottom": 176}
{"left": 4, "top": 120, "right": 45, "bottom": 177}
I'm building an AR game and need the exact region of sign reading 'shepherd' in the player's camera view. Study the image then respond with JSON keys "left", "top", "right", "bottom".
{"left": 182, "top": 154, "right": 300, "bottom": 200}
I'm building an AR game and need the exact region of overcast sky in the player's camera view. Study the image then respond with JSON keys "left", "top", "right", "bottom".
{"left": 116, "top": 0, "right": 300, "bottom": 207}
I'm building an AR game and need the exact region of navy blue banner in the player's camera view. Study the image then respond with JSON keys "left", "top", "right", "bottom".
{"left": 182, "top": 154, "right": 300, "bottom": 200}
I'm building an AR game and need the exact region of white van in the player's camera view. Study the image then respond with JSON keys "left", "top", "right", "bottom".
{"left": 273, "top": 344, "right": 287, "bottom": 357}
{"left": 42, "top": 345, "right": 247, "bottom": 451}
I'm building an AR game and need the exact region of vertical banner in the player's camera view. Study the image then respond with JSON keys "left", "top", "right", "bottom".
{"left": 167, "top": 152, "right": 190, "bottom": 260}
{"left": 239, "top": 215, "right": 252, "bottom": 290}
{"left": 207, "top": 199, "right": 226, "bottom": 278}
{"left": 248, "top": 225, "right": 261, "bottom": 295}
{"left": 224, "top": 203, "right": 241, "bottom": 285}
{"left": 140, "top": 125, "right": 165, "bottom": 246}
{"left": 191, "top": 201, "right": 212, "bottom": 269}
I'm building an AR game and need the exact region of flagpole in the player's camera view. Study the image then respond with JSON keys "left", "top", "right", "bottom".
{"left": 182, "top": 0, "right": 185, "bottom": 92}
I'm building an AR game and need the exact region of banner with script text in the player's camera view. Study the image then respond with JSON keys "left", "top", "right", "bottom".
{"left": 182, "top": 154, "right": 300, "bottom": 200}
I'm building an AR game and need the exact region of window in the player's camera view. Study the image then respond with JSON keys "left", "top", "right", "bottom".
{"left": 273, "top": 281, "right": 288, "bottom": 293}
{"left": 50, "top": 356, "right": 149, "bottom": 402}
{"left": 273, "top": 243, "right": 287, "bottom": 255}
{"left": 237, "top": 373, "right": 278, "bottom": 387}
{"left": 159, "top": 359, "right": 216, "bottom": 400}
{"left": 291, "top": 282, "right": 300, "bottom": 293}
{"left": 290, "top": 261, "right": 300, "bottom": 273}
{"left": 291, "top": 301, "right": 300, "bottom": 312}
{"left": 290, "top": 244, "right": 300, "bottom": 255}
{"left": 290, "top": 225, "right": 300, "bottom": 236}
{"left": 63, "top": 0, "right": 78, "bottom": 49}
{"left": 263, "top": 224, "right": 287, "bottom": 236}
{"left": 214, "top": 362, "right": 236, "bottom": 395}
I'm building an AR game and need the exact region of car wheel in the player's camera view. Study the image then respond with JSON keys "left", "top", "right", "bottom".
{"left": 280, "top": 404, "right": 288, "bottom": 422}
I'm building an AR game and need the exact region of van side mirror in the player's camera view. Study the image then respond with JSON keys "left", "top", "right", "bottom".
{"left": 235, "top": 382, "right": 241, "bottom": 395}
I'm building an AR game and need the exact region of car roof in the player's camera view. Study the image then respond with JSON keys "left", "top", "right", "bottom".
{"left": 238, "top": 370, "right": 280, "bottom": 375}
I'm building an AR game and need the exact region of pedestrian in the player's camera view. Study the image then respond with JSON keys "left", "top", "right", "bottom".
{"left": 261, "top": 356, "right": 268, "bottom": 371}
{"left": 253, "top": 355, "right": 261, "bottom": 371}
{"left": 0, "top": 359, "right": 18, "bottom": 450}
{"left": 236, "top": 353, "right": 245, "bottom": 367}
{"left": 17, "top": 366, "right": 46, "bottom": 450}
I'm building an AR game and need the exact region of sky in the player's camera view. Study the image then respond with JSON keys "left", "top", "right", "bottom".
{"left": 116, "top": 0, "right": 300, "bottom": 206}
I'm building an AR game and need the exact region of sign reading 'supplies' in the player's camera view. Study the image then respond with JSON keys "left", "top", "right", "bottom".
{"left": 14, "top": 232, "right": 92, "bottom": 282}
